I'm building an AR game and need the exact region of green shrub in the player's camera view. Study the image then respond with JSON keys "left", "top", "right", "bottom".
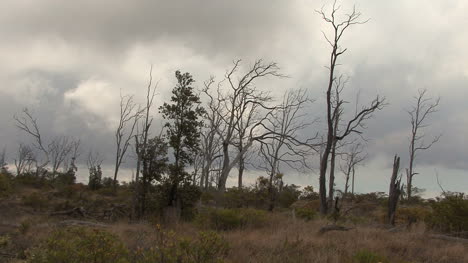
{"left": 277, "top": 184, "right": 301, "bottom": 208}
{"left": 196, "top": 208, "right": 267, "bottom": 231}
{"left": 427, "top": 193, "right": 468, "bottom": 232}
{"left": 134, "top": 228, "right": 228, "bottom": 263}
{"left": 295, "top": 207, "right": 316, "bottom": 221}
{"left": 0, "top": 234, "right": 10, "bottom": 248}
{"left": 352, "top": 249, "right": 388, "bottom": 263}
{"left": 179, "top": 231, "right": 229, "bottom": 263}
{"left": 397, "top": 206, "right": 431, "bottom": 225}
{"left": 15, "top": 173, "right": 50, "bottom": 188}
{"left": 27, "top": 227, "right": 129, "bottom": 263}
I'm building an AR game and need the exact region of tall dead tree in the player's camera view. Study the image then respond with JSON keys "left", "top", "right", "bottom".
{"left": 258, "top": 88, "right": 316, "bottom": 211}
{"left": 134, "top": 67, "right": 158, "bottom": 218}
{"left": 200, "top": 79, "right": 224, "bottom": 189}
{"left": 114, "top": 93, "right": 142, "bottom": 189}
{"left": 316, "top": 2, "right": 385, "bottom": 214}
{"left": 210, "top": 59, "right": 284, "bottom": 191}
{"left": 388, "top": 155, "right": 401, "bottom": 226}
{"left": 406, "top": 89, "right": 440, "bottom": 200}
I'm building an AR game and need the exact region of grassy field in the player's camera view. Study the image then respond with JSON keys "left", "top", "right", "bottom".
{"left": 0, "top": 181, "right": 467, "bottom": 263}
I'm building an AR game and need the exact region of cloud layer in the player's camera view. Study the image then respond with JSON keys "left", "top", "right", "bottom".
{"left": 0, "top": 0, "right": 467, "bottom": 196}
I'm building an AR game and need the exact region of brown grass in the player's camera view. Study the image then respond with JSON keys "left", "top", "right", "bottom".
{"left": 1, "top": 187, "right": 467, "bottom": 263}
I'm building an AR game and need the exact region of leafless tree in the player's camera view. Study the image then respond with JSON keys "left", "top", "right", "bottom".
{"left": 14, "top": 108, "right": 50, "bottom": 176}
{"left": 207, "top": 59, "right": 284, "bottom": 191}
{"left": 63, "top": 139, "right": 81, "bottom": 172}
{"left": 316, "top": 2, "right": 385, "bottom": 214}
{"left": 87, "top": 150, "right": 103, "bottom": 170}
{"left": 114, "top": 93, "right": 143, "bottom": 189}
{"left": 134, "top": 66, "right": 159, "bottom": 217}
{"left": 49, "top": 136, "right": 80, "bottom": 176}
{"left": 340, "top": 142, "right": 366, "bottom": 198}
{"left": 406, "top": 88, "right": 441, "bottom": 199}
{"left": 14, "top": 144, "right": 35, "bottom": 176}
{"left": 200, "top": 78, "right": 224, "bottom": 189}
{"left": 258, "top": 88, "right": 317, "bottom": 210}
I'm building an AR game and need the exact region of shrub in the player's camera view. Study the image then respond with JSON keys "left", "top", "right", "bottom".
{"left": 277, "top": 184, "right": 301, "bottom": 208}
{"left": 0, "top": 234, "right": 10, "bottom": 248}
{"left": 195, "top": 208, "right": 267, "bottom": 231}
{"left": 22, "top": 192, "right": 49, "bottom": 211}
{"left": 295, "top": 207, "right": 316, "bottom": 221}
{"left": 179, "top": 231, "right": 229, "bottom": 263}
{"left": 427, "top": 193, "right": 468, "bottom": 232}
{"left": 352, "top": 249, "right": 388, "bottom": 263}
{"left": 15, "top": 173, "right": 50, "bottom": 188}
{"left": 134, "top": 228, "right": 228, "bottom": 263}
{"left": 0, "top": 172, "right": 12, "bottom": 195}
{"left": 27, "top": 227, "right": 129, "bottom": 263}
{"left": 397, "top": 206, "right": 431, "bottom": 225}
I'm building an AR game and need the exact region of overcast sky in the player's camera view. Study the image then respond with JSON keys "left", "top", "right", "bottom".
{"left": 0, "top": 0, "right": 467, "bottom": 197}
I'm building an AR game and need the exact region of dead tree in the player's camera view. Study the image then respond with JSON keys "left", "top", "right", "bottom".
{"left": 200, "top": 79, "right": 224, "bottom": 189}
{"left": 133, "top": 67, "right": 159, "bottom": 218}
{"left": 316, "top": 2, "right": 385, "bottom": 214}
{"left": 114, "top": 93, "right": 142, "bottom": 190}
{"left": 49, "top": 136, "right": 81, "bottom": 176}
{"left": 258, "top": 88, "right": 317, "bottom": 211}
{"left": 317, "top": 1, "right": 384, "bottom": 214}
{"left": 209, "top": 59, "right": 284, "bottom": 191}
{"left": 63, "top": 139, "right": 81, "bottom": 172}
{"left": 14, "top": 108, "right": 49, "bottom": 176}
{"left": 14, "top": 144, "right": 35, "bottom": 176}
{"left": 388, "top": 155, "right": 401, "bottom": 226}
{"left": 406, "top": 89, "right": 441, "bottom": 199}
{"left": 341, "top": 142, "right": 366, "bottom": 198}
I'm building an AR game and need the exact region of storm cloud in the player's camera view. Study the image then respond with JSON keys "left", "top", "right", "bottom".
{"left": 1, "top": 0, "right": 467, "bottom": 196}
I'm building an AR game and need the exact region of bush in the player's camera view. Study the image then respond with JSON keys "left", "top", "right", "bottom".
{"left": 179, "top": 231, "right": 229, "bottom": 263}
{"left": 0, "top": 172, "right": 12, "bottom": 195}
{"left": 27, "top": 227, "right": 129, "bottom": 263}
{"left": 134, "top": 227, "right": 228, "bottom": 263}
{"left": 295, "top": 207, "right": 316, "bottom": 221}
{"left": 397, "top": 206, "right": 431, "bottom": 225}
{"left": 22, "top": 192, "right": 49, "bottom": 211}
{"left": 15, "top": 173, "right": 50, "bottom": 188}
{"left": 195, "top": 208, "right": 267, "bottom": 231}
{"left": 427, "top": 193, "right": 468, "bottom": 232}
{"left": 352, "top": 249, "right": 388, "bottom": 263}
{"left": 277, "top": 184, "right": 301, "bottom": 208}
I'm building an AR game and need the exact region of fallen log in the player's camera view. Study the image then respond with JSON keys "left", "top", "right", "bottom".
{"left": 318, "top": 225, "right": 354, "bottom": 234}
{"left": 50, "top": 207, "right": 86, "bottom": 217}
{"left": 429, "top": 234, "right": 468, "bottom": 244}
{"left": 57, "top": 220, "right": 108, "bottom": 228}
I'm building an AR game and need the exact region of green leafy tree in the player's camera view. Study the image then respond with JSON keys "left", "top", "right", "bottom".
{"left": 160, "top": 70, "right": 204, "bottom": 207}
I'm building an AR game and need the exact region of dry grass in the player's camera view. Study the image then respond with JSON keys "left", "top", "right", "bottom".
{"left": 1, "top": 187, "right": 467, "bottom": 263}
{"left": 102, "top": 214, "right": 468, "bottom": 263}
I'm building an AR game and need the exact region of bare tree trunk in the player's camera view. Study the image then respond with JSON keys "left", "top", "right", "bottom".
{"left": 316, "top": 3, "right": 383, "bottom": 214}
{"left": 388, "top": 155, "right": 401, "bottom": 226}
{"left": 327, "top": 129, "right": 338, "bottom": 208}
{"left": 238, "top": 155, "right": 244, "bottom": 188}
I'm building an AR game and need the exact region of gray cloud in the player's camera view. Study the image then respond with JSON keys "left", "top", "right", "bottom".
{"left": 0, "top": 0, "right": 467, "bottom": 196}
